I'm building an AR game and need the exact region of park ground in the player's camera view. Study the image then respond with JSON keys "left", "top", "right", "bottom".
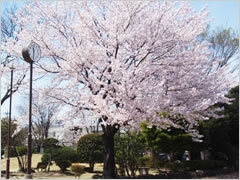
{"left": 1, "top": 154, "right": 239, "bottom": 179}
{"left": 1, "top": 154, "right": 159, "bottom": 179}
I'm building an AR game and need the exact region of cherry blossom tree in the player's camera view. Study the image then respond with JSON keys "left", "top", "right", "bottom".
{"left": 1, "top": 5, "right": 29, "bottom": 105}
{"left": 60, "top": 125, "right": 83, "bottom": 148}
{"left": 1, "top": 1, "right": 236, "bottom": 178}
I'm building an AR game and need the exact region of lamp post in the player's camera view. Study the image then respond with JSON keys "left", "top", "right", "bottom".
{"left": 6, "top": 65, "right": 14, "bottom": 179}
{"left": 22, "top": 41, "right": 41, "bottom": 179}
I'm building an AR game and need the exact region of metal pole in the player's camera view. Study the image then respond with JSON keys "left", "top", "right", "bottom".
{"left": 6, "top": 68, "right": 13, "bottom": 179}
{"left": 26, "top": 61, "right": 33, "bottom": 177}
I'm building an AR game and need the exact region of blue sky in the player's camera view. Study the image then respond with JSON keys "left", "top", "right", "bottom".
{"left": 191, "top": 1, "right": 239, "bottom": 30}
{"left": 1, "top": 1, "right": 239, "bottom": 30}
{"left": 1, "top": 1, "right": 239, "bottom": 118}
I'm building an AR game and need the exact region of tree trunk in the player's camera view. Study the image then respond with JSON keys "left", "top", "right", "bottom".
{"left": 89, "top": 162, "right": 94, "bottom": 172}
{"left": 102, "top": 124, "right": 119, "bottom": 178}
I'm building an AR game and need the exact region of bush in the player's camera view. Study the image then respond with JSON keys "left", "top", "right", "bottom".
{"left": 164, "top": 162, "right": 185, "bottom": 171}
{"left": 49, "top": 146, "right": 79, "bottom": 172}
{"left": 165, "top": 160, "right": 227, "bottom": 171}
{"left": 77, "top": 133, "right": 104, "bottom": 171}
{"left": 183, "top": 160, "right": 227, "bottom": 171}
{"left": 71, "top": 163, "right": 86, "bottom": 177}
{"left": 138, "top": 156, "right": 151, "bottom": 167}
{"left": 4, "top": 146, "right": 17, "bottom": 157}
{"left": 41, "top": 152, "right": 50, "bottom": 164}
{"left": 43, "top": 138, "right": 59, "bottom": 149}
{"left": 56, "top": 160, "right": 72, "bottom": 172}
{"left": 16, "top": 146, "right": 27, "bottom": 156}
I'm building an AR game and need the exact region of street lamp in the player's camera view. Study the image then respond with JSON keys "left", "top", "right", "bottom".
{"left": 6, "top": 64, "right": 15, "bottom": 179}
{"left": 22, "top": 41, "right": 41, "bottom": 179}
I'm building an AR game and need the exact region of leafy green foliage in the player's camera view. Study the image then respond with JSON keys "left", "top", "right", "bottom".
{"left": 164, "top": 162, "right": 185, "bottom": 171}
{"left": 43, "top": 138, "right": 59, "bottom": 149}
{"left": 42, "top": 146, "right": 78, "bottom": 172}
{"left": 77, "top": 133, "right": 104, "bottom": 171}
{"left": 138, "top": 156, "right": 151, "bottom": 167}
{"left": 114, "top": 130, "right": 146, "bottom": 177}
{"left": 165, "top": 160, "right": 227, "bottom": 171}
{"left": 16, "top": 146, "right": 27, "bottom": 156}
{"left": 183, "top": 160, "right": 227, "bottom": 171}
{"left": 41, "top": 139, "right": 61, "bottom": 172}
{"left": 206, "top": 86, "right": 239, "bottom": 165}
{"left": 1, "top": 117, "right": 28, "bottom": 150}
{"left": 15, "top": 146, "right": 27, "bottom": 172}
{"left": 55, "top": 159, "right": 72, "bottom": 172}
{"left": 140, "top": 121, "right": 209, "bottom": 161}
{"left": 4, "top": 146, "right": 17, "bottom": 158}
{"left": 54, "top": 146, "right": 78, "bottom": 172}
{"left": 41, "top": 152, "right": 50, "bottom": 165}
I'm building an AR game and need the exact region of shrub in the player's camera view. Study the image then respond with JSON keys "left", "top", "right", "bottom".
{"left": 4, "top": 146, "right": 17, "bottom": 157}
{"left": 71, "top": 163, "right": 86, "bottom": 177}
{"left": 41, "top": 152, "right": 50, "bottom": 164}
{"left": 16, "top": 146, "right": 27, "bottom": 156}
{"left": 138, "top": 156, "right": 151, "bottom": 167}
{"left": 164, "top": 162, "right": 185, "bottom": 171}
{"left": 50, "top": 146, "right": 79, "bottom": 172}
{"left": 56, "top": 160, "right": 72, "bottom": 172}
{"left": 43, "top": 138, "right": 59, "bottom": 149}
{"left": 15, "top": 146, "right": 28, "bottom": 172}
{"left": 164, "top": 160, "right": 227, "bottom": 171}
{"left": 183, "top": 160, "right": 227, "bottom": 171}
{"left": 77, "top": 133, "right": 104, "bottom": 171}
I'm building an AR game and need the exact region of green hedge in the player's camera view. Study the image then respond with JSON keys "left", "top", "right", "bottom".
{"left": 164, "top": 162, "right": 185, "bottom": 171}
{"left": 165, "top": 160, "right": 227, "bottom": 171}
{"left": 183, "top": 160, "right": 227, "bottom": 171}
{"left": 43, "top": 146, "right": 78, "bottom": 172}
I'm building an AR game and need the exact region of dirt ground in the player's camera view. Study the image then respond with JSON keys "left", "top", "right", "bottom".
{"left": 1, "top": 154, "right": 104, "bottom": 179}
{"left": 1, "top": 154, "right": 238, "bottom": 179}
{"left": 2, "top": 171, "right": 97, "bottom": 179}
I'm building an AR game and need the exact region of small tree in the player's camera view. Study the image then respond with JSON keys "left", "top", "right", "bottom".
{"left": 41, "top": 138, "right": 60, "bottom": 171}
{"left": 114, "top": 130, "right": 145, "bottom": 177}
{"left": 1, "top": 118, "right": 27, "bottom": 150}
{"left": 15, "top": 146, "right": 27, "bottom": 172}
{"left": 77, "top": 133, "right": 104, "bottom": 171}
{"left": 45, "top": 146, "right": 78, "bottom": 172}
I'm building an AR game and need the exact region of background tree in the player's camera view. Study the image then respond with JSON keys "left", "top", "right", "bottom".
{"left": 2, "top": 1, "right": 235, "bottom": 178}
{"left": 1, "top": 117, "right": 28, "bottom": 172}
{"left": 18, "top": 92, "right": 61, "bottom": 152}
{"left": 77, "top": 133, "right": 104, "bottom": 171}
{"left": 206, "top": 86, "right": 239, "bottom": 166}
{"left": 1, "top": 117, "right": 28, "bottom": 152}
{"left": 198, "top": 26, "right": 239, "bottom": 72}
{"left": 140, "top": 121, "right": 209, "bottom": 162}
